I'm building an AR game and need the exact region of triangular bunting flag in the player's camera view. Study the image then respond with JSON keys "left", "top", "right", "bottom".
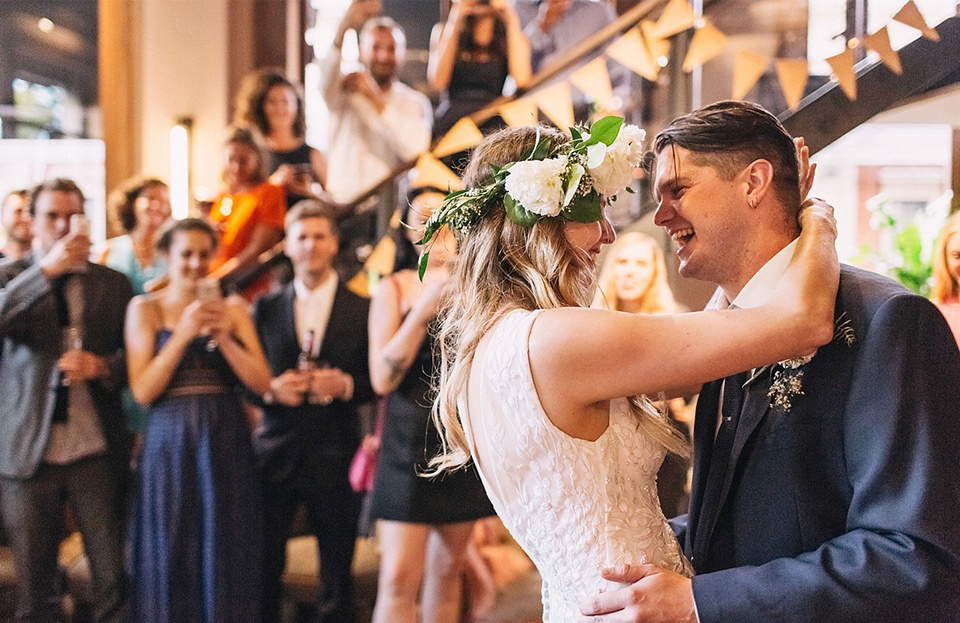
{"left": 682, "top": 19, "right": 728, "bottom": 72}
{"left": 606, "top": 28, "right": 660, "bottom": 81}
{"left": 863, "top": 27, "right": 903, "bottom": 74}
{"left": 732, "top": 50, "right": 769, "bottom": 100}
{"left": 432, "top": 117, "right": 484, "bottom": 158}
{"left": 364, "top": 230, "right": 398, "bottom": 277}
{"left": 640, "top": 20, "right": 671, "bottom": 65}
{"left": 411, "top": 153, "right": 462, "bottom": 191}
{"left": 651, "top": 0, "right": 696, "bottom": 40}
{"left": 570, "top": 57, "right": 614, "bottom": 109}
{"left": 892, "top": 0, "right": 940, "bottom": 41}
{"left": 533, "top": 81, "right": 575, "bottom": 131}
{"left": 826, "top": 48, "right": 857, "bottom": 100}
{"left": 775, "top": 59, "right": 809, "bottom": 110}
{"left": 498, "top": 97, "right": 539, "bottom": 127}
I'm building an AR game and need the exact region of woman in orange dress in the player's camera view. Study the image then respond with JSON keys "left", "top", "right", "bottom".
{"left": 209, "top": 127, "right": 286, "bottom": 294}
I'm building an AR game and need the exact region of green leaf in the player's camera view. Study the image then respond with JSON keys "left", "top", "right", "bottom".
{"left": 570, "top": 126, "right": 582, "bottom": 142}
{"left": 418, "top": 249, "right": 429, "bottom": 280}
{"left": 584, "top": 116, "right": 624, "bottom": 147}
{"left": 504, "top": 192, "right": 541, "bottom": 227}
{"left": 529, "top": 136, "right": 553, "bottom": 161}
{"left": 561, "top": 189, "right": 603, "bottom": 223}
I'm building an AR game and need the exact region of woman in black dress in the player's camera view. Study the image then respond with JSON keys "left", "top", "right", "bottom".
{"left": 428, "top": 0, "right": 530, "bottom": 173}
{"left": 233, "top": 69, "right": 328, "bottom": 207}
{"left": 368, "top": 187, "right": 495, "bottom": 623}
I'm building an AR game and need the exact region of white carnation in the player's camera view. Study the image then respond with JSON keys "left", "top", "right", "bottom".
{"left": 504, "top": 156, "right": 568, "bottom": 217}
{"left": 586, "top": 124, "right": 646, "bottom": 197}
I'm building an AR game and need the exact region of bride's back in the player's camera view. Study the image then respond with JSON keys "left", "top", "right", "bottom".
{"left": 461, "top": 308, "right": 690, "bottom": 622}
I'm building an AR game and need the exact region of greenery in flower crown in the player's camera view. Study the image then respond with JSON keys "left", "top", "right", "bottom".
{"left": 417, "top": 115, "right": 646, "bottom": 278}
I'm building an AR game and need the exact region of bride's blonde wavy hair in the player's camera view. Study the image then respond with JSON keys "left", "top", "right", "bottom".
{"left": 428, "top": 125, "right": 689, "bottom": 475}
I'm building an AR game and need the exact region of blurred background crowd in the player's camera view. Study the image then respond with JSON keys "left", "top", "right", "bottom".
{"left": 0, "top": 0, "right": 958, "bottom": 621}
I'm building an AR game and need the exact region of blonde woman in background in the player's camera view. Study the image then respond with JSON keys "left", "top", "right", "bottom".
{"left": 931, "top": 211, "right": 960, "bottom": 346}
{"left": 592, "top": 230, "right": 677, "bottom": 314}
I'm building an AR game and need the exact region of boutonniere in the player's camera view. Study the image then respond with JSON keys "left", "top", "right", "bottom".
{"left": 744, "top": 314, "right": 857, "bottom": 411}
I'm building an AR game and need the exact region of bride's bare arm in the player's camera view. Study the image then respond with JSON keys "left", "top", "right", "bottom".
{"left": 530, "top": 200, "right": 838, "bottom": 439}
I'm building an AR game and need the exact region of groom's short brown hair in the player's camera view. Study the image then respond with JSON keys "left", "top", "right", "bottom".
{"left": 654, "top": 101, "right": 801, "bottom": 216}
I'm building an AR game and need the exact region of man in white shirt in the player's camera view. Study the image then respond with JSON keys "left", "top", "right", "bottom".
{"left": 252, "top": 200, "right": 373, "bottom": 623}
{"left": 319, "top": 0, "right": 432, "bottom": 206}
{"left": 579, "top": 101, "right": 960, "bottom": 622}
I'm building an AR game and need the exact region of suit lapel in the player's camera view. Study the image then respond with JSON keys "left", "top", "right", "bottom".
{"left": 698, "top": 368, "right": 775, "bottom": 557}
{"left": 279, "top": 284, "right": 301, "bottom": 367}
{"left": 688, "top": 378, "right": 723, "bottom": 553}
{"left": 317, "top": 285, "right": 349, "bottom": 361}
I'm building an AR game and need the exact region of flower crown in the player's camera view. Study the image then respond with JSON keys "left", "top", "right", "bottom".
{"left": 417, "top": 116, "right": 646, "bottom": 277}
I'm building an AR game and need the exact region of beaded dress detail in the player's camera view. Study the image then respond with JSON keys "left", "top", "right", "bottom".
{"left": 460, "top": 310, "right": 691, "bottom": 622}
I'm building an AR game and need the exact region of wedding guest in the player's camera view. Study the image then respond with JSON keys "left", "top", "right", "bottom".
{"left": 582, "top": 102, "right": 960, "bottom": 623}
{"left": 592, "top": 230, "right": 690, "bottom": 518}
{"left": 319, "top": 1, "right": 432, "bottom": 205}
{"left": 253, "top": 201, "right": 373, "bottom": 623}
{"left": 97, "top": 176, "right": 172, "bottom": 441}
{"left": 428, "top": 0, "right": 530, "bottom": 172}
{"left": 233, "top": 69, "right": 328, "bottom": 207}
{"left": 0, "top": 189, "right": 32, "bottom": 260}
{"left": 0, "top": 178, "right": 132, "bottom": 623}
{"left": 511, "top": 0, "right": 629, "bottom": 119}
{"left": 426, "top": 120, "right": 840, "bottom": 621}
{"left": 209, "top": 127, "right": 286, "bottom": 289}
{"left": 593, "top": 231, "right": 677, "bottom": 314}
{"left": 99, "top": 176, "right": 170, "bottom": 295}
{"left": 931, "top": 211, "right": 960, "bottom": 347}
{"left": 368, "top": 187, "right": 495, "bottom": 623}
{"left": 126, "top": 218, "right": 271, "bottom": 622}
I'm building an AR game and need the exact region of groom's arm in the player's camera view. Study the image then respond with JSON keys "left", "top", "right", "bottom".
{"left": 691, "top": 294, "right": 960, "bottom": 622}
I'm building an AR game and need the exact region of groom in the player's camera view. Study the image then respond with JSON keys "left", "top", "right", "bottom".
{"left": 580, "top": 101, "right": 960, "bottom": 622}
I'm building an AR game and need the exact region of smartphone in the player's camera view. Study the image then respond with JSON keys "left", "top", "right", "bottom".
{"left": 196, "top": 278, "right": 222, "bottom": 303}
{"left": 70, "top": 214, "right": 91, "bottom": 238}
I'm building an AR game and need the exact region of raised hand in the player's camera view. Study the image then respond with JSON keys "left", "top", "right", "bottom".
{"left": 40, "top": 229, "right": 90, "bottom": 278}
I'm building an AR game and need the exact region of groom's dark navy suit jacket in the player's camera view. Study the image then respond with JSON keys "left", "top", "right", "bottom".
{"left": 673, "top": 265, "right": 960, "bottom": 622}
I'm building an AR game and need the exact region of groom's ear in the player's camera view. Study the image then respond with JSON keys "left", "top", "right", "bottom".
{"left": 743, "top": 158, "right": 775, "bottom": 209}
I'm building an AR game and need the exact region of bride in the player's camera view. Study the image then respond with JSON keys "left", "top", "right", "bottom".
{"left": 423, "top": 118, "right": 838, "bottom": 621}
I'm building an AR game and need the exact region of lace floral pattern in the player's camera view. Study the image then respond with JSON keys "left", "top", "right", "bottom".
{"left": 460, "top": 310, "right": 691, "bottom": 622}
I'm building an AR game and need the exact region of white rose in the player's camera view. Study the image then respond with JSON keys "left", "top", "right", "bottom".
{"left": 504, "top": 156, "right": 568, "bottom": 217}
{"left": 586, "top": 124, "right": 646, "bottom": 197}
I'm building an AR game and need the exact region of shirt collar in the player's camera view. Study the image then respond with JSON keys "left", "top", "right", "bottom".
{"left": 293, "top": 272, "right": 338, "bottom": 301}
{"left": 726, "top": 239, "right": 799, "bottom": 309}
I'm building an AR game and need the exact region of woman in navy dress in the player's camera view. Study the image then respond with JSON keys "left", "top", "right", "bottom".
{"left": 125, "top": 218, "right": 272, "bottom": 622}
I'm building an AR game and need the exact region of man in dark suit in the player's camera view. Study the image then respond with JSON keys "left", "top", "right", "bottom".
{"left": 253, "top": 200, "right": 373, "bottom": 623}
{"left": 580, "top": 101, "right": 960, "bottom": 622}
{"left": 0, "top": 178, "right": 131, "bottom": 623}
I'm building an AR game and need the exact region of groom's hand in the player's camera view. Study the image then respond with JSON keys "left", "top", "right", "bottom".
{"left": 578, "top": 563, "right": 697, "bottom": 623}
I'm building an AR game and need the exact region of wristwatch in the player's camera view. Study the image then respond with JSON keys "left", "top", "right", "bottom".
{"left": 263, "top": 390, "right": 277, "bottom": 405}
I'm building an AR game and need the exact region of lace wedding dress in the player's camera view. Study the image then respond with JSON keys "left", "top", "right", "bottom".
{"left": 459, "top": 309, "right": 692, "bottom": 622}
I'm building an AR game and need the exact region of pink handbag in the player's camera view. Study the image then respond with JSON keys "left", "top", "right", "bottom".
{"left": 349, "top": 396, "right": 387, "bottom": 492}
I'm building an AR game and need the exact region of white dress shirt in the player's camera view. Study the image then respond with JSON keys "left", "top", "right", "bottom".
{"left": 293, "top": 273, "right": 353, "bottom": 401}
{"left": 318, "top": 47, "right": 433, "bottom": 205}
